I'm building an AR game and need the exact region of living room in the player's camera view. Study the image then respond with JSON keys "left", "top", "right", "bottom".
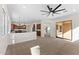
{"left": 1, "top": 3, "right": 79, "bottom": 55}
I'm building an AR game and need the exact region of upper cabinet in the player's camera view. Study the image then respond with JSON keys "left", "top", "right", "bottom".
{"left": 37, "top": 24, "right": 41, "bottom": 29}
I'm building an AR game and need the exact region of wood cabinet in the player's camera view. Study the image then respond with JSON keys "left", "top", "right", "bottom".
{"left": 36, "top": 24, "right": 41, "bottom": 36}
{"left": 32, "top": 24, "right": 41, "bottom": 36}
{"left": 36, "top": 31, "right": 41, "bottom": 36}
{"left": 37, "top": 24, "right": 41, "bottom": 29}
{"left": 11, "top": 24, "right": 26, "bottom": 33}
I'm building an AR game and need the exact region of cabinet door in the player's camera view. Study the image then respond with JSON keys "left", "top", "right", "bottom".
{"left": 37, "top": 24, "right": 41, "bottom": 29}
{"left": 37, "top": 31, "right": 41, "bottom": 36}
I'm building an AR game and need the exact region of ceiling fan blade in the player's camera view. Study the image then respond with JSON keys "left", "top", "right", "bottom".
{"left": 42, "top": 12, "right": 50, "bottom": 15}
{"left": 2, "top": 8, "right": 6, "bottom": 14}
{"left": 42, "top": 13, "right": 50, "bottom": 17}
{"left": 47, "top": 5, "right": 51, "bottom": 11}
{"left": 53, "top": 4, "right": 62, "bottom": 12}
{"left": 42, "top": 13, "right": 49, "bottom": 15}
{"left": 54, "top": 9, "right": 66, "bottom": 12}
{"left": 40, "top": 10, "right": 49, "bottom": 12}
{"left": 63, "top": 10, "right": 67, "bottom": 13}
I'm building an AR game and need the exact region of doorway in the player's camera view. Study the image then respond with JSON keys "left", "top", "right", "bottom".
{"left": 45, "top": 26, "right": 51, "bottom": 37}
{"left": 56, "top": 20, "right": 72, "bottom": 40}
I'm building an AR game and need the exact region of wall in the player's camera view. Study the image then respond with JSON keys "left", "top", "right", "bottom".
{"left": 0, "top": 4, "right": 17, "bottom": 54}
{"left": 0, "top": 35, "right": 8, "bottom": 55}
{"left": 41, "top": 20, "right": 55, "bottom": 37}
{"left": 0, "top": 4, "right": 11, "bottom": 54}
{"left": 0, "top": 5, "right": 5, "bottom": 35}
{"left": 3, "top": 5, "right": 11, "bottom": 34}
{"left": 42, "top": 12, "right": 79, "bottom": 42}
{"left": 71, "top": 15, "right": 79, "bottom": 42}
{"left": 0, "top": 4, "right": 11, "bottom": 35}
{"left": 55, "top": 13, "right": 79, "bottom": 42}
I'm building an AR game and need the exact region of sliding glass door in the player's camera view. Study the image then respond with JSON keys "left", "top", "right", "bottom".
{"left": 56, "top": 20, "right": 72, "bottom": 40}
{"left": 63, "top": 20, "right": 72, "bottom": 40}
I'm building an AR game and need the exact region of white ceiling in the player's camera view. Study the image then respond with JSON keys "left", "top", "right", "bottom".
{"left": 7, "top": 4, "right": 79, "bottom": 23}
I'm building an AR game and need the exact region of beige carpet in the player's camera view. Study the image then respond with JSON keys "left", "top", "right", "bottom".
{"left": 5, "top": 37, "right": 79, "bottom": 55}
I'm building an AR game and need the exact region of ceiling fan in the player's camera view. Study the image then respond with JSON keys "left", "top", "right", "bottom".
{"left": 40, "top": 4, "right": 67, "bottom": 16}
